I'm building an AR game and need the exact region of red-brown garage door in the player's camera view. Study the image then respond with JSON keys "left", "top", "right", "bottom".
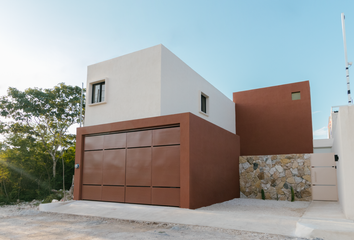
{"left": 81, "top": 126, "right": 180, "bottom": 207}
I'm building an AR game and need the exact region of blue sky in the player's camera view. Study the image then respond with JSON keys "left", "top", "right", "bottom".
{"left": 0, "top": 0, "right": 353, "bottom": 138}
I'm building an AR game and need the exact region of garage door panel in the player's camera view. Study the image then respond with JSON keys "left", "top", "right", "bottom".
{"left": 152, "top": 146, "right": 180, "bottom": 187}
{"left": 103, "top": 149, "right": 126, "bottom": 185}
{"left": 83, "top": 151, "right": 103, "bottom": 184}
{"left": 101, "top": 186, "right": 125, "bottom": 202}
{"left": 83, "top": 171, "right": 102, "bottom": 185}
{"left": 82, "top": 126, "right": 180, "bottom": 206}
{"left": 103, "top": 170, "right": 125, "bottom": 186}
{"left": 85, "top": 136, "right": 104, "bottom": 150}
{"left": 152, "top": 188, "right": 180, "bottom": 206}
{"left": 82, "top": 185, "right": 101, "bottom": 200}
{"left": 126, "top": 148, "right": 151, "bottom": 186}
{"left": 127, "top": 131, "right": 152, "bottom": 148}
{"left": 153, "top": 127, "right": 180, "bottom": 146}
{"left": 104, "top": 133, "right": 126, "bottom": 149}
{"left": 125, "top": 187, "right": 151, "bottom": 204}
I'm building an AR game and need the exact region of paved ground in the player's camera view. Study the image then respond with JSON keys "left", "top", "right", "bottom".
{"left": 1, "top": 199, "right": 354, "bottom": 239}
{"left": 39, "top": 199, "right": 307, "bottom": 237}
{"left": 39, "top": 198, "right": 354, "bottom": 240}
{"left": 0, "top": 204, "right": 305, "bottom": 240}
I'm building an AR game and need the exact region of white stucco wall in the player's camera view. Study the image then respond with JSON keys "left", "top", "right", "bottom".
{"left": 84, "top": 44, "right": 236, "bottom": 134}
{"left": 313, "top": 148, "right": 333, "bottom": 154}
{"left": 332, "top": 105, "right": 354, "bottom": 220}
{"left": 84, "top": 45, "right": 162, "bottom": 126}
{"left": 313, "top": 139, "right": 333, "bottom": 153}
{"left": 160, "top": 45, "right": 236, "bottom": 134}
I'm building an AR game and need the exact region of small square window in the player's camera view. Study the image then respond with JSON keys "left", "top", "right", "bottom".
{"left": 292, "top": 91, "right": 301, "bottom": 100}
{"left": 92, "top": 82, "right": 105, "bottom": 103}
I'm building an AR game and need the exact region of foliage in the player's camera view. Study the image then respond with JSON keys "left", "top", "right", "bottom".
{"left": 0, "top": 83, "right": 84, "bottom": 203}
{"left": 0, "top": 83, "right": 85, "bottom": 177}
{"left": 42, "top": 192, "right": 64, "bottom": 204}
{"left": 261, "top": 189, "right": 265, "bottom": 200}
{"left": 52, "top": 146, "right": 76, "bottom": 190}
{"left": 0, "top": 133, "right": 51, "bottom": 201}
{"left": 290, "top": 186, "right": 295, "bottom": 202}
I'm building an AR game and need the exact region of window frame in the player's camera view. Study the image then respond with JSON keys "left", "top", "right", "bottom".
{"left": 92, "top": 82, "right": 105, "bottom": 103}
{"left": 291, "top": 91, "right": 301, "bottom": 100}
{"left": 199, "top": 91, "right": 209, "bottom": 116}
{"left": 89, "top": 79, "right": 107, "bottom": 106}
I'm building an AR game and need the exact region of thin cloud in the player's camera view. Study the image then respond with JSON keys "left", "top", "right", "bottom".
{"left": 313, "top": 127, "right": 328, "bottom": 138}
{"left": 312, "top": 111, "right": 321, "bottom": 114}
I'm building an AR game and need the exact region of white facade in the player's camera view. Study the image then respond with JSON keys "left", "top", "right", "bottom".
{"left": 84, "top": 44, "right": 236, "bottom": 134}
{"left": 160, "top": 46, "right": 236, "bottom": 134}
{"left": 313, "top": 138, "right": 333, "bottom": 153}
{"left": 85, "top": 45, "right": 162, "bottom": 126}
{"left": 331, "top": 105, "right": 354, "bottom": 220}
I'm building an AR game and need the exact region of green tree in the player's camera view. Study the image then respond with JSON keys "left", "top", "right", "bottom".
{"left": 0, "top": 125, "right": 78, "bottom": 202}
{"left": 0, "top": 126, "right": 52, "bottom": 201}
{"left": 0, "top": 83, "right": 85, "bottom": 178}
{"left": 0, "top": 156, "right": 10, "bottom": 201}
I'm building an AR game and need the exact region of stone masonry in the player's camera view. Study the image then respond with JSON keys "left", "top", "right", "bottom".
{"left": 239, "top": 154, "right": 312, "bottom": 201}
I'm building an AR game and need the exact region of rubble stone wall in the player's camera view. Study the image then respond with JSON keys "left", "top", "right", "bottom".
{"left": 239, "top": 154, "right": 312, "bottom": 201}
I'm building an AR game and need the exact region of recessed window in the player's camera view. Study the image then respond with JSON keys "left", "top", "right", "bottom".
{"left": 292, "top": 91, "right": 301, "bottom": 100}
{"left": 200, "top": 92, "right": 209, "bottom": 115}
{"left": 201, "top": 95, "right": 207, "bottom": 113}
{"left": 92, "top": 82, "right": 105, "bottom": 103}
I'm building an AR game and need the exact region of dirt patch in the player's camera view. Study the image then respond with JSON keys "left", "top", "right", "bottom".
{"left": 0, "top": 203, "right": 312, "bottom": 240}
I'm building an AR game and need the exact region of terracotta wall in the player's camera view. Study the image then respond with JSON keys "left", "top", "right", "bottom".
{"left": 74, "top": 112, "right": 240, "bottom": 209}
{"left": 233, "top": 81, "right": 313, "bottom": 156}
{"left": 189, "top": 114, "right": 240, "bottom": 209}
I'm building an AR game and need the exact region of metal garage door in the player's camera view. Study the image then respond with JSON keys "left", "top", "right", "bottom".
{"left": 81, "top": 126, "right": 180, "bottom": 207}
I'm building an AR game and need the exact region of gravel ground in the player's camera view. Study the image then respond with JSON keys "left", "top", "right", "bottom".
{"left": 0, "top": 202, "right": 318, "bottom": 240}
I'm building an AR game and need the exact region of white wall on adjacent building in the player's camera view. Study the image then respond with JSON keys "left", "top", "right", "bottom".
{"left": 84, "top": 45, "right": 162, "bottom": 126}
{"left": 313, "top": 138, "right": 333, "bottom": 153}
{"left": 160, "top": 45, "right": 236, "bottom": 134}
{"left": 331, "top": 105, "right": 354, "bottom": 220}
{"left": 313, "top": 148, "right": 333, "bottom": 154}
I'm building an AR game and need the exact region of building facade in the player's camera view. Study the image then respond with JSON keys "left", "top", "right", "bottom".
{"left": 74, "top": 45, "right": 313, "bottom": 209}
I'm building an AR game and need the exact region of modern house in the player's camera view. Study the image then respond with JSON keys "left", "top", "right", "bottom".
{"left": 74, "top": 44, "right": 314, "bottom": 209}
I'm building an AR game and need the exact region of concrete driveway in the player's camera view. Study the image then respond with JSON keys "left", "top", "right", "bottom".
{"left": 40, "top": 198, "right": 354, "bottom": 240}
